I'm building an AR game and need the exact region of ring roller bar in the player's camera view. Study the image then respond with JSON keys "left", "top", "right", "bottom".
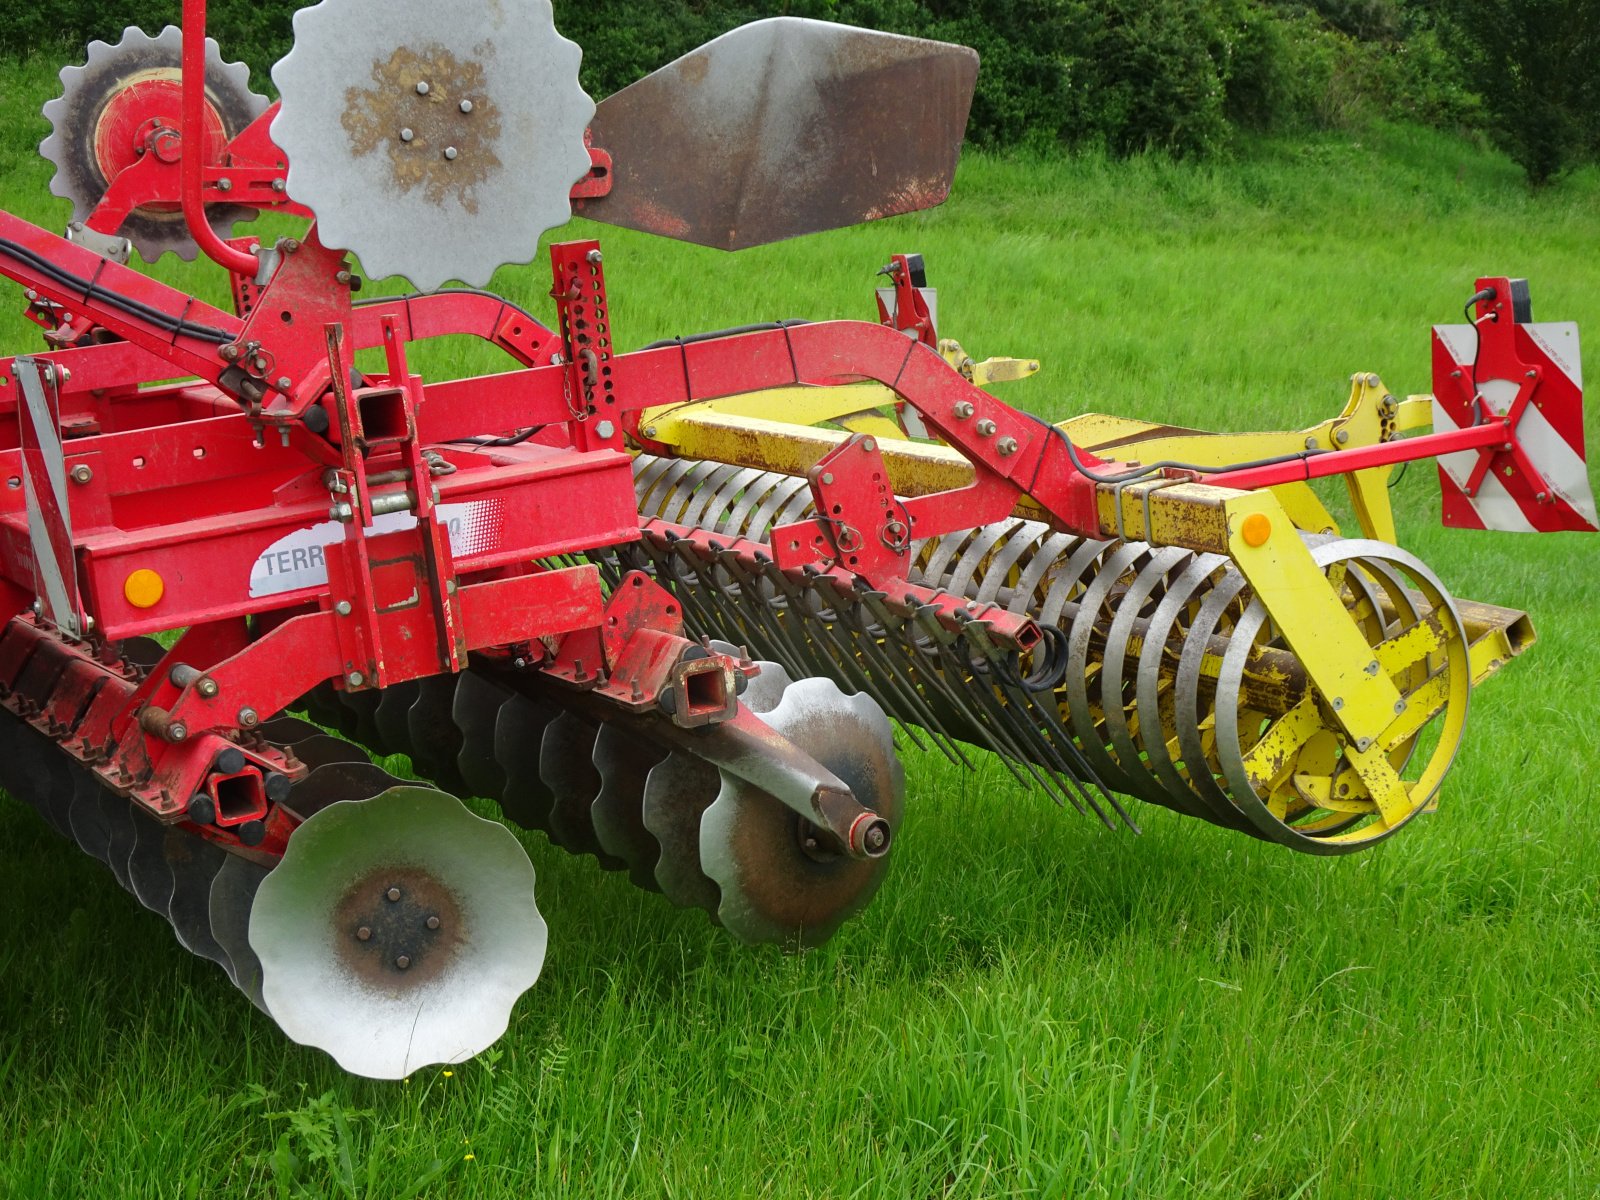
{"left": 617, "top": 452, "right": 1492, "bottom": 853}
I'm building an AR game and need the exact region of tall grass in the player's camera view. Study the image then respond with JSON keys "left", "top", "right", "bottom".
{"left": 2, "top": 54, "right": 1600, "bottom": 1198}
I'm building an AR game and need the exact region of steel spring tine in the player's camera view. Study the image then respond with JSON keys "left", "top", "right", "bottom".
{"left": 102, "top": 785, "right": 140, "bottom": 892}
{"left": 971, "top": 521, "right": 1051, "bottom": 607}
{"left": 631, "top": 453, "right": 678, "bottom": 501}
{"left": 717, "top": 552, "right": 811, "bottom": 678}
{"left": 663, "top": 459, "right": 732, "bottom": 523}
{"left": 1133, "top": 554, "right": 1236, "bottom": 821}
{"left": 852, "top": 586, "right": 983, "bottom": 763}
{"left": 452, "top": 669, "right": 513, "bottom": 801}
{"left": 956, "top": 618, "right": 1108, "bottom": 824}
{"left": 907, "top": 603, "right": 1044, "bottom": 795}
{"left": 662, "top": 536, "right": 721, "bottom": 628}
{"left": 801, "top": 574, "right": 935, "bottom": 755}
{"left": 372, "top": 679, "right": 423, "bottom": 756}
{"left": 918, "top": 526, "right": 981, "bottom": 585}
{"left": 642, "top": 458, "right": 711, "bottom": 523}
{"left": 745, "top": 557, "right": 834, "bottom": 680}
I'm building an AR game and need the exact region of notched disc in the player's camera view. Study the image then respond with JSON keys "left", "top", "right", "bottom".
{"left": 271, "top": 0, "right": 596, "bottom": 290}
{"left": 249, "top": 785, "right": 546, "bottom": 1079}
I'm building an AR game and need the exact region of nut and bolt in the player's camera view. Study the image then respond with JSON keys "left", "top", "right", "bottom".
{"left": 821, "top": 472, "right": 836, "bottom": 486}
{"left": 167, "top": 722, "right": 188, "bottom": 742}
{"left": 386, "top": 887, "right": 402, "bottom": 902}
{"left": 238, "top": 707, "right": 259, "bottom": 727}
{"left": 459, "top": 99, "right": 473, "bottom": 114}
{"left": 336, "top": 270, "right": 353, "bottom": 285}
{"left": 216, "top": 178, "right": 232, "bottom": 192}
{"left": 347, "top": 671, "right": 365, "bottom": 687}
{"left": 276, "top": 377, "right": 292, "bottom": 391}
{"left": 396, "top": 956, "right": 412, "bottom": 970}
{"left": 335, "top": 600, "right": 352, "bottom": 616}
{"left": 271, "top": 178, "right": 286, "bottom": 193}
{"left": 952, "top": 401, "right": 975, "bottom": 420}
{"left": 1304, "top": 436, "right": 1319, "bottom": 450}
{"left": 1335, "top": 429, "right": 1350, "bottom": 445}
{"left": 416, "top": 81, "right": 430, "bottom": 95}
{"left": 996, "top": 436, "right": 1018, "bottom": 457}
{"left": 196, "top": 677, "right": 219, "bottom": 699}
{"left": 595, "top": 419, "right": 616, "bottom": 439}
{"left": 975, "top": 419, "right": 997, "bottom": 437}
{"left": 426, "top": 916, "right": 441, "bottom": 930}
{"left": 399, "top": 127, "right": 415, "bottom": 142}
{"left": 443, "top": 146, "right": 458, "bottom": 161}
{"left": 586, "top": 249, "right": 604, "bottom": 266}
{"left": 69, "top": 464, "right": 93, "bottom": 485}
{"left": 356, "top": 926, "right": 372, "bottom": 942}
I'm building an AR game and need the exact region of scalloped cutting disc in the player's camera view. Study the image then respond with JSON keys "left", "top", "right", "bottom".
{"left": 40, "top": 25, "right": 267, "bottom": 263}
{"left": 271, "top": 0, "right": 595, "bottom": 290}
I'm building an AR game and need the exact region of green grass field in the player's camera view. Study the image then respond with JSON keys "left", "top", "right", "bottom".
{"left": 3, "top": 53, "right": 1600, "bottom": 1198}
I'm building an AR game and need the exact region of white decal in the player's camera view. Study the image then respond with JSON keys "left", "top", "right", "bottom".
{"left": 249, "top": 500, "right": 505, "bottom": 598}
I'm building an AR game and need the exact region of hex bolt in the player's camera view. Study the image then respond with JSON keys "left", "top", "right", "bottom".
{"left": 586, "top": 249, "right": 604, "bottom": 266}
{"left": 443, "top": 146, "right": 459, "bottom": 161}
{"left": 459, "top": 100, "right": 473, "bottom": 114}
{"left": 335, "top": 601, "right": 352, "bottom": 616}
{"left": 416, "top": 81, "right": 430, "bottom": 95}
{"left": 271, "top": 178, "right": 286, "bottom": 193}
{"left": 357, "top": 926, "right": 372, "bottom": 942}
{"left": 1335, "top": 429, "right": 1350, "bottom": 445}
{"left": 396, "top": 956, "right": 412, "bottom": 970}
{"left": 596, "top": 419, "right": 616, "bottom": 439}
{"left": 996, "top": 436, "right": 1019, "bottom": 457}
{"left": 426, "top": 916, "right": 441, "bottom": 930}
{"left": 1304, "top": 436, "right": 1318, "bottom": 450}
{"left": 862, "top": 438, "right": 877, "bottom": 453}
{"left": 276, "top": 377, "right": 292, "bottom": 391}
{"left": 386, "top": 887, "right": 402, "bottom": 902}
{"left": 975, "top": 419, "right": 997, "bottom": 437}
{"left": 347, "top": 671, "right": 365, "bottom": 688}
{"left": 167, "top": 722, "right": 188, "bottom": 742}
{"left": 821, "top": 472, "right": 835, "bottom": 486}
{"left": 196, "top": 677, "right": 219, "bottom": 699}
{"left": 238, "top": 706, "right": 259, "bottom": 728}
{"left": 952, "top": 401, "right": 975, "bottom": 420}
{"left": 399, "top": 127, "right": 415, "bottom": 142}
{"left": 69, "top": 464, "right": 93, "bottom": 485}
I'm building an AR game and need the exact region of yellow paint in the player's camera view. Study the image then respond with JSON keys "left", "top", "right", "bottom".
{"left": 123, "top": 568, "right": 165, "bottom": 609}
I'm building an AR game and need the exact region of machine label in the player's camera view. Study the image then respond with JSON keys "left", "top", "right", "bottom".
{"left": 248, "top": 500, "right": 504, "bottom": 598}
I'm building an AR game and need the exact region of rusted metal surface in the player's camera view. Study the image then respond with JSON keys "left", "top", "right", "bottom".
{"left": 577, "top": 18, "right": 979, "bottom": 250}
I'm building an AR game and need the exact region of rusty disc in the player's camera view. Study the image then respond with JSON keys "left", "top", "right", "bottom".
{"left": 699, "top": 677, "right": 904, "bottom": 949}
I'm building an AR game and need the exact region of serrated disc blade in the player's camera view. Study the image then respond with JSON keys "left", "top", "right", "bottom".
{"left": 590, "top": 723, "right": 667, "bottom": 892}
{"left": 575, "top": 18, "right": 978, "bottom": 250}
{"left": 494, "top": 691, "right": 559, "bottom": 832}
{"left": 284, "top": 761, "right": 409, "bottom": 822}
{"left": 103, "top": 787, "right": 140, "bottom": 893}
{"left": 127, "top": 810, "right": 177, "bottom": 916}
{"left": 249, "top": 786, "right": 546, "bottom": 1079}
{"left": 65, "top": 763, "right": 113, "bottom": 865}
{"left": 271, "top": 0, "right": 595, "bottom": 290}
{"left": 699, "top": 677, "right": 904, "bottom": 948}
{"left": 407, "top": 675, "right": 467, "bottom": 793}
{"left": 260, "top": 715, "right": 327, "bottom": 745}
{"left": 373, "top": 679, "right": 423, "bottom": 757}
{"left": 163, "top": 830, "right": 232, "bottom": 971}
{"left": 539, "top": 711, "right": 623, "bottom": 867}
{"left": 452, "top": 670, "right": 511, "bottom": 801}
{"left": 291, "top": 733, "right": 373, "bottom": 771}
{"left": 339, "top": 688, "right": 384, "bottom": 749}
{"left": 642, "top": 752, "right": 723, "bottom": 916}
{"left": 210, "top": 853, "right": 271, "bottom": 1010}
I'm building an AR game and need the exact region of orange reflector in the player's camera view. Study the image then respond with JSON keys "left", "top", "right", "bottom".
{"left": 1241, "top": 512, "right": 1273, "bottom": 548}
{"left": 124, "top": 568, "right": 165, "bottom": 609}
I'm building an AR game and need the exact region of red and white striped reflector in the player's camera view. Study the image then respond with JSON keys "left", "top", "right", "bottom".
{"left": 1432, "top": 322, "right": 1598, "bottom": 533}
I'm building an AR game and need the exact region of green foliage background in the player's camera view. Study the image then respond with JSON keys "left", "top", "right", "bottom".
{"left": 4, "top": 0, "right": 1593, "bottom": 177}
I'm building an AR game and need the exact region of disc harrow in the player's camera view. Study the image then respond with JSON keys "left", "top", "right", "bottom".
{"left": 0, "top": 0, "right": 1588, "bottom": 1079}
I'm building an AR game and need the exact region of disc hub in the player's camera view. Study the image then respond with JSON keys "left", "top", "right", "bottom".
{"left": 335, "top": 867, "right": 461, "bottom": 988}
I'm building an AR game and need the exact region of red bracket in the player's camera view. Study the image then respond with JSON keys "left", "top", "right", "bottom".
{"left": 771, "top": 434, "right": 911, "bottom": 580}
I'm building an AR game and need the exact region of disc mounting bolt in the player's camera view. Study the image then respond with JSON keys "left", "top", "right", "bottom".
{"left": 416, "top": 81, "right": 430, "bottom": 95}
{"left": 396, "top": 956, "right": 411, "bottom": 970}
{"left": 399, "top": 127, "right": 415, "bottom": 142}
{"left": 459, "top": 100, "right": 474, "bottom": 114}
{"left": 426, "top": 916, "right": 441, "bottom": 930}
{"left": 386, "top": 887, "right": 401, "bottom": 902}
{"left": 357, "top": 926, "right": 372, "bottom": 941}
{"left": 443, "top": 146, "right": 459, "bottom": 161}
